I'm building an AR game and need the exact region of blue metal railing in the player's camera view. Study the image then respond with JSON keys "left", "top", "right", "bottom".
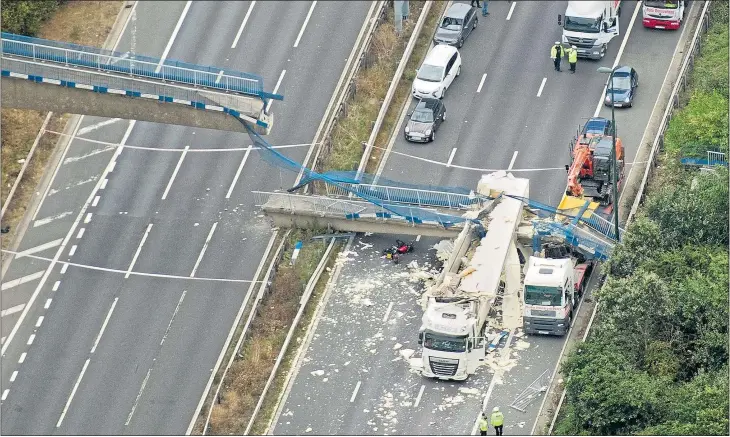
{"left": 325, "top": 182, "right": 491, "bottom": 210}
{"left": 1, "top": 32, "right": 283, "bottom": 101}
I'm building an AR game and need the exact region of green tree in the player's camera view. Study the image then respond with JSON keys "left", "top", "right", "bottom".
{"left": 664, "top": 91, "right": 729, "bottom": 157}
{"left": 1, "top": 0, "right": 59, "bottom": 36}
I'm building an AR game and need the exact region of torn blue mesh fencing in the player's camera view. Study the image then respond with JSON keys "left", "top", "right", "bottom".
{"left": 243, "top": 123, "right": 477, "bottom": 227}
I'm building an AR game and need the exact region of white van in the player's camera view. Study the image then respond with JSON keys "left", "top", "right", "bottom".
{"left": 412, "top": 44, "right": 462, "bottom": 100}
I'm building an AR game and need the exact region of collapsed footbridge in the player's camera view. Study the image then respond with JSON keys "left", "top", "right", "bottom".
{"left": 1, "top": 32, "right": 282, "bottom": 135}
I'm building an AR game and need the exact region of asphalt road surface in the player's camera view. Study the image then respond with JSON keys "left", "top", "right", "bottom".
{"left": 274, "top": 0, "right": 693, "bottom": 435}
{"left": 0, "top": 1, "right": 372, "bottom": 434}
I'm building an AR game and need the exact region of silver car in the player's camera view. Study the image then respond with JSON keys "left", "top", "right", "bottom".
{"left": 433, "top": 3, "right": 478, "bottom": 49}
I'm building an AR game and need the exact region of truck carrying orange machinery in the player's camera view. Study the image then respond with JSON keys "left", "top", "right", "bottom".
{"left": 564, "top": 133, "right": 625, "bottom": 207}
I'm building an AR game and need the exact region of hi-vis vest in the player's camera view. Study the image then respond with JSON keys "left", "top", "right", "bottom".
{"left": 479, "top": 418, "right": 489, "bottom": 431}
{"left": 491, "top": 411, "right": 504, "bottom": 427}
{"left": 568, "top": 48, "right": 578, "bottom": 63}
{"left": 551, "top": 45, "right": 564, "bottom": 59}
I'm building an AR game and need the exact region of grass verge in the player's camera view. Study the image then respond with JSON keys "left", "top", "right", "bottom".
{"left": 320, "top": 1, "right": 438, "bottom": 173}
{"left": 1, "top": 1, "right": 123, "bottom": 248}
{"left": 202, "top": 229, "right": 342, "bottom": 435}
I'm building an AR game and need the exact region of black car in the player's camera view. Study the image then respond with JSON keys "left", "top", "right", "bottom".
{"left": 581, "top": 117, "right": 614, "bottom": 137}
{"left": 433, "top": 3, "right": 478, "bottom": 48}
{"left": 404, "top": 98, "right": 446, "bottom": 143}
{"left": 604, "top": 66, "right": 639, "bottom": 108}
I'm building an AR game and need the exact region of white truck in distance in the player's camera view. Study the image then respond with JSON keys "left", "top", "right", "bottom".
{"left": 522, "top": 245, "right": 594, "bottom": 336}
{"left": 559, "top": 0, "right": 621, "bottom": 60}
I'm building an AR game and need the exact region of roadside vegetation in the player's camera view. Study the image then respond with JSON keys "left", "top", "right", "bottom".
{"left": 201, "top": 229, "right": 339, "bottom": 435}
{"left": 320, "top": 0, "right": 447, "bottom": 173}
{"left": 554, "top": 4, "right": 729, "bottom": 435}
{"left": 1, "top": 1, "right": 123, "bottom": 249}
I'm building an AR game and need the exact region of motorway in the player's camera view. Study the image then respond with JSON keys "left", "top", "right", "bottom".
{"left": 273, "top": 0, "right": 693, "bottom": 435}
{"left": 0, "top": 1, "right": 372, "bottom": 434}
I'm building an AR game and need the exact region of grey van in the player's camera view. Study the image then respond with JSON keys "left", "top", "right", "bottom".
{"left": 433, "top": 3, "right": 478, "bottom": 48}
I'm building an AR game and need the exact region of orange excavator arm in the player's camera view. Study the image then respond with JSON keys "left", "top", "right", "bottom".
{"left": 566, "top": 146, "right": 592, "bottom": 197}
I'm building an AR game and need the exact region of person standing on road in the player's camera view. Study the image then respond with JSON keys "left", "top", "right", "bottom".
{"left": 471, "top": 0, "right": 482, "bottom": 8}
{"left": 567, "top": 45, "right": 578, "bottom": 73}
{"left": 479, "top": 412, "right": 490, "bottom": 436}
{"left": 491, "top": 406, "right": 504, "bottom": 436}
{"left": 550, "top": 41, "right": 564, "bottom": 72}
{"left": 482, "top": 0, "right": 489, "bottom": 15}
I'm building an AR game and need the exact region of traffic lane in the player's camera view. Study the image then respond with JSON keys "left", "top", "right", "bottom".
{"left": 0, "top": 271, "right": 126, "bottom": 435}
{"left": 114, "top": 1, "right": 187, "bottom": 58}
{"left": 127, "top": 223, "right": 273, "bottom": 433}
{"left": 57, "top": 277, "right": 187, "bottom": 434}
{"left": 527, "top": 8, "right": 688, "bottom": 204}
{"left": 378, "top": 1, "right": 515, "bottom": 183}
{"left": 273, "top": 234, "right": 422, "bottom": 435}
{"left": 0, "top": 214, "right": 152, "bottom": 388}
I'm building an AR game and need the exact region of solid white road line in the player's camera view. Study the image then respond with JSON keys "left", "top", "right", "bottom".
{"left": 447, "top": 148, "right": 458, "bottom": 167}
{"left": 76, "top": 228, "right": 85, "bottom": 239}
{"left": 125, "top": 224, "right": 153, "bottom": 278}
{"left": 190, "top": 223, "right": 218, "bottom": 277}
{"left": 1, "top": 271, "right": 45, "bottom": 291}
{"left": 92, "top": 196, "right": 100, "bottom": 207}
{"left": 77, "top": 118, "right": 121, "bottom": 136}
{"left": 593, "top": 1, "right": 642, "bottom": 118}
{"left": 14, "top": 239, "right": 63, "bottom": 260}
{"left": 350, "top": 381, "right": 362, "bottom": 403}
{"left": 506, "top": 1, "right": 516, "bottom": 20}
{"left": 160, "top": 290, "right": 186, "bottom": 346}
{"left": 33, "top": 211, "right": 74, "bottom": 228}
{"left": 125, "top": 367, "right": 152, "bottom": 426}
{"left": 161, "top": 146, "right": 189, "bottom": 200}
{"left": 56, "top": 358, "right": 90, "bottom": 428}
{"left": 90, "top": 297, "right": 118, "bottom": 354}
{"left": 10, "top": 371, "right": 18, "bottom": 382}
{"left": 413, "top": 384, "right": 426, "bottom": 408}
{"left": 471, "top": 331, "right": 516, "bottom": 435}
{"left": 476, "top": 73, "right": 487, "bottom": 93}
{"left": 232, "top": 1, "right": 256, "bottom": 49}
{"left": 508, "top": 151, "right": 519, "bottom": 170}
{"left": 68, "top": 245, "right": 77, "bottom": 257}
{"left": 536, "top": 77, "right": 547, "bottom": 97}
{"left": 225, "top": 146, "right": 253, "bottom": 199}
{"left": 155, "top": 0, "right": 193, "bottom": 74}
{"left": 382, "top": 302, "right": 394, "bottom": 323}
{"left": 18, "top": 352, "right": 27, "bottom": 363}
{"left": 1, "top": 304, "right": 26, "bottom": 318}
{"left": 266, "top": 69, "right": 287, "bottom": 112}
{"left": 293, "top": 1, "right": 317, "bottom": 48}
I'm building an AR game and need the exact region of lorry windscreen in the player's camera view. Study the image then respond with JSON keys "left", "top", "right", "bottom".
{"left": 424, "top": 333, "right": 467, "bottom": 353}
{"left": 564, "top": 16, "right": 601, "bottom": 33}
{"left": 525, "top": 285, "right": 562, "bottom": 306}
{"left": 645, "top": 0, "right": 679, "bottom": 8}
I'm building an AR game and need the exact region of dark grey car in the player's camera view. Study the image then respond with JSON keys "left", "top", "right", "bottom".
{"left": 404, "top": 98, "right": 446, "bottom": 143}
{"left": 433, "top": 3, "right": 478, "bottom": 48}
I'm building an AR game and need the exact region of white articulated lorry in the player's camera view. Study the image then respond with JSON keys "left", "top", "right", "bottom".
{"left": 413, "top": 172, "right": 529, "bottom": 381}
{"left": 559, "top": 1, "right": 621, "bottom": 60}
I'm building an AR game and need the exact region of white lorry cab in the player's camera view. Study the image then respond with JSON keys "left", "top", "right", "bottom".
{"left": 418, "top": 296, "right": 488, "bottom": 381}
{"left": 559, "top": 1, "right": 621, "bottom": 60}
{"left": 522, "top": 247, "right": 594, "bottom": 336}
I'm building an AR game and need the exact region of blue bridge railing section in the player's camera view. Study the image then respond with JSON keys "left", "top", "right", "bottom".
{"left": 1, "top": 32, "right": 283, "bottom": 101}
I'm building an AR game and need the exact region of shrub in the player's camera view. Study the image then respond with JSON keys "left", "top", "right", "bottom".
{"left": 1, "top": 0, "right": 60, "bottom": 36}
